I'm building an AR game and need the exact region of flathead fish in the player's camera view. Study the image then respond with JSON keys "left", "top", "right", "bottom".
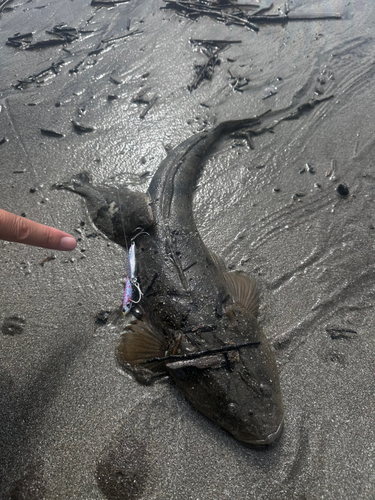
{"left": 55, "top": 115, "right": 284, "bottom": 446}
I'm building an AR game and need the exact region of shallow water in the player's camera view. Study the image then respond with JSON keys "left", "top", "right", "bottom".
{"left": 1, "top": 0, "right": 375, "bottom": 498}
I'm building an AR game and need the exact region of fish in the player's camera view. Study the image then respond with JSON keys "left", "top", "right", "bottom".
{"left": 54, "top": 114, "right": 284, "bottom": 446}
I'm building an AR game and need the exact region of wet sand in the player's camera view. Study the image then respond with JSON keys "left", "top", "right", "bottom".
{"left": 1, "top": 0, "right": 375, "bottom": 498}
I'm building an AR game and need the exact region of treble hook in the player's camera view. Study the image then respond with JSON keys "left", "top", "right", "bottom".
{"left": 131, "top": 227, "right": 150, "bottom": 241}
{"left": 130, "top": 280, "right": 143, "bottom": 304}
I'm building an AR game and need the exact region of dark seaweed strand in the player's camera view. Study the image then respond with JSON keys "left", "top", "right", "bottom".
{"left": 190, "top": 39, "right": 242, "bottom": 46}
{"left": 163, "top": 1, "right": 259, "bottom": 28}
{"left": 247, "top": 14, "right": 342, "bottom": 23}
{"left": 145, "top": 341, "right": 260, "bottom": 364}
{"left": 163, "top": 1, "right": 341, "bottom": 29}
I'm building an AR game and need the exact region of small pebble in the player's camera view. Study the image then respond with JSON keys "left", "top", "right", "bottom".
{"left": 337, "top": 183, "right": 349, "bottom": 197}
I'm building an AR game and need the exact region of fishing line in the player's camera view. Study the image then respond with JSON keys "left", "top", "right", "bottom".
{"left": 116, "top": 188, "right": 145, "bottom": 313}
{"left": 116, "top": 187, "right": 128, "bottom": 252}
{"left": 117, "top": 187, "right": 131, "bottom": 314}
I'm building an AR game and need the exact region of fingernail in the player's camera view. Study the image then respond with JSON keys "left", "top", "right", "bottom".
{"left": 60, "top": 236, "right": 77, "bottom": 250}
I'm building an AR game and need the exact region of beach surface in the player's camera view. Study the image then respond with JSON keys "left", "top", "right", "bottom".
{"left": 1, "top": 1, "right": 374, "bottom": 498}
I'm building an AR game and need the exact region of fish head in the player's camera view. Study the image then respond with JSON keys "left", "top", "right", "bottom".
{"left": 167, "top": 309, "right": 284, "bottom": 446}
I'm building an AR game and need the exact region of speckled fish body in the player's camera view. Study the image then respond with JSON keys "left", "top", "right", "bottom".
{"left": 55, "top": 116, "right": 284, "bottom": 446}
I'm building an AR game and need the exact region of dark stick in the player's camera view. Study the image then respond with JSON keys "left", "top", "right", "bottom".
{"left": 101, "top": 29, "right": 142, "bottom": 44}
{"left": 41, "top": 129, "right": 64, "bottom": 138}
{"left": 91, "top": 0, "right": 130, "bottom": 5}
{"left": 246, "top": 13, "right": 341, "bottom": 23}
{"left": 140, "top": 95, "right": 158, "bottom": 119}
{"left": 145, "top": 341, "right": 261, "bottom": 364}
{"left": 190, "top": 38, "right": 242, "bottom": 45}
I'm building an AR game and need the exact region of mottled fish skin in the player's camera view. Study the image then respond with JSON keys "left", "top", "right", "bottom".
{"left": 134, "top": 118, "right": 284, "bottom": 445}
{"left": 56, "top": 116, "right": 284, "bottom": 446}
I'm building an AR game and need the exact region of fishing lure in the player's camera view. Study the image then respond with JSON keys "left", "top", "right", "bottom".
{"left": 122, "top": 242, "right": 142, "bottom": 315}
{"left": 122, "top": 276, "right": 133, "bottom": 316}
{"left": 127, "top": 241, "right": 137, "bottom": 283}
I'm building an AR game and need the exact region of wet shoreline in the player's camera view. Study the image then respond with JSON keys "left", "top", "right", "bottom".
{"left": 1, "top": 1, "right": 375, "bottom": 498}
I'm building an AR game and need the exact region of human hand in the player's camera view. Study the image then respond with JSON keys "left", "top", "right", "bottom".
{"left": 0, "top": 209, "right": 77, "bottom": 251}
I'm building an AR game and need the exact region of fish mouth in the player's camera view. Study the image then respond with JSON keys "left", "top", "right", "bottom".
{"left": 239, "top": 418, "right": 284, "bottom": 447}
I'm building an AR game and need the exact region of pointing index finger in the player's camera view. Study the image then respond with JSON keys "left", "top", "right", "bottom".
{"left": 0, "top": 209, "right": 77, "bottom": 251}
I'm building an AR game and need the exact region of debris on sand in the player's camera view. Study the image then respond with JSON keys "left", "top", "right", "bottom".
{"left": 163, "top": 0, "right": 340, "bottom": 30}
{"left": 188, "top": 39, "right": 241, "bottom": 91}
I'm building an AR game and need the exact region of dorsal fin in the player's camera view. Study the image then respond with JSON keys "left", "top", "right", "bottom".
{"left": 223, "top": 271, "right": 260, "bottom": 317}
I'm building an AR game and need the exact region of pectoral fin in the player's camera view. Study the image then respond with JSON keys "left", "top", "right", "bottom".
{"left": 117, "top": 319, "right": 169, "bottom": 384}
{"left": 223, "top": 271, "right": 260, "bottom": 317}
